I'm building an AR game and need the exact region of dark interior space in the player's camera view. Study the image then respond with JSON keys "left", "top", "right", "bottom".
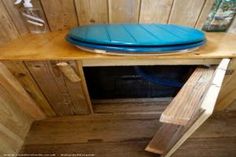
{"left": 84, "top": 65, "right": 196, "bottom": 99}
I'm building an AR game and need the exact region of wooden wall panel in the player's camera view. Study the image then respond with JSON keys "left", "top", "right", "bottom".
{"left": 75, "top": 0, "right": 108, "bottom": 25}
{"left": 40, "top": 0, "right": 78, "bottom": 31}
{"left": 108, "top": 0, "right": 140, "bottom": 23}
{"left": 31, "top": 0, "right": 50, "bottom": 32}
{"left": 168, "top": 0, "right": 205, "bottom": 27}
{"left": 195, "top": 0, "right": 214, "bottom": 29}
{"left": 0, "top": 62, "right": 45, "bottom": 120}
{"left": 139, "top": 0, "right": 173, "bottom": 24}
{"left": 0, "top": 85, "right": 33, "bottom": 139}
{"left": 0, "top": 1, "right": 19, "bottom": 45}
{"left": 25, "top": 61, "right": 91, "bottom": 116}
{"left": 2, "top": 0, "right": 29, "bottom": 36}
{"left": 0, "top": 68, "right": 33, "bottom": 154}
{"left": 0, "top": 125, "right": 24, "bottom": 154}
{"left": 3, "top": 61, "right": 55, "bottom": 117}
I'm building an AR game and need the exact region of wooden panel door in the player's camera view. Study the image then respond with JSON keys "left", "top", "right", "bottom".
{"left": 25, "top": 60, "right": 92, "bottom": 116}
{"left": 146, "top": 59, "right": 230, "bottom": 156}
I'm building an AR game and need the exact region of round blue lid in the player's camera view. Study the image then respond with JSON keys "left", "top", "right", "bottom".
{"left": 68, "top": 24, "right": 205, "bottom": 46}
{"left": 66, "top": 35, "right": 205, "bottom": 53}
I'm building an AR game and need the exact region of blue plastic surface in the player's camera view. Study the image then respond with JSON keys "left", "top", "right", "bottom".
{"left": 66, "top": 35, "right": 205, "bottom": 53}
{"left": 68, "top": 24, "right": 205, "bottom": 46}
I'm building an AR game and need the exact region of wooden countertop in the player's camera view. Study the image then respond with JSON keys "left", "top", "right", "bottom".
{"left": 0, "top": 31, "right": 236, "bottom": 62}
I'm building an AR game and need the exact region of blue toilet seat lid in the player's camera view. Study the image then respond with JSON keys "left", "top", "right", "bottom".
{"left": 68, "top": 24, "right": 206, "bottom": 47}
{"left": 66, "top": 35, "right": 205, "bottom": 53}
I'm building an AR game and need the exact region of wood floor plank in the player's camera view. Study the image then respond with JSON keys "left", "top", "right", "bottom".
{"left": 21, "top": 140, "right": 157, "bottom": 157}
{"left": 173, "top": 137, "right": 236, "bottom": 157}
{"left": 21, "top": 111, "right": 236, "bottom": 157}
{"left": 24, "top": 114, "right": 161, "bottom": 145}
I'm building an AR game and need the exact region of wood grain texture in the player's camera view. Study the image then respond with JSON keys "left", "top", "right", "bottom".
{"left": 0, "top": 84, "right": 33, "bottom": 139}
{"left": 25, "top": 61, "right": 90, "bottom": 116}
{"left": 145, "top": 124, "right": 181, "bottom": 154}
{"left": 146, "top": 110, "right": 203, "bottom": 154}
{"left": 168, "top": 0, "right": 205, "bottom": 26}
{"left": 108, "top": 0, "right": 140, "bottom": 23}
{"left": 21, "top": 111, "right": 236, "bottom": 157}
{"left": 75, "top": 0, "right": 108, "bottom": 25}
{"left": 139, "top": 0, "right": 173, "bottom": 23}
{"left": 31, "top": 0, "right": 50, "bottom": 32}
{"left": 0, "top": 62, "right": 45, "bottom": 120}
{"left": 0, "top": 75, "right": 33, "bottom": 155}
{"left": 24, "top": 113, "right": 160, "bottom": 145}
{"left": 93, "top": 98, "right": 171, "bottom": 114}
{"left": 160, "top": 67, "right": 215, "bottom": 125}
{"left": 216, "top": 58, "right": 236, "bottom": 110}
{"left": 173, "top": 137, "right": 236, "bottom": 157}
{"left": 163, "top": 59, "right": 229, "bottom": 157}
{"left": 2, "top": 0, "right": 29, "bottom": 36}
{"left": 40, "top": 0, "right": 78, "bottom": 31}
{"left": 0, "top": 31, "right": 235, "bottom": 61}
{"left": 0, "top": 125, "right": 24, "bottom": 155}
{"left": 56, "top": 62, "right": 81, "bottom": 82}
{"left": 21, "top": 140, "right": 157, "bottom": 157}
{"left": 3, "top": 61, "right": 55, "bottom": 117}
{"left": 0, "top": 0, "right": 19, "bottom": 44}
{"left": 146, "top": 59, "right": 230, "bottom": 156}
{"left": 195, "top": 0, "right": 214, "bottom": 29}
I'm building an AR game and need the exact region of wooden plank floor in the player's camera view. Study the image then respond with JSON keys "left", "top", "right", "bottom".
{"left": 20, "top": 111, "right": 236, "bottom": 157}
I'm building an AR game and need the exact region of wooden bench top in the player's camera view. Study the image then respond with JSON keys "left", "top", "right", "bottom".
{"left": 0, "top": 31, "right": 235, "bottom": 63}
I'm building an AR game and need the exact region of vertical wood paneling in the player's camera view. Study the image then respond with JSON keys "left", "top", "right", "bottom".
{"left": 0, "top": 62, "right": 45, "bottom": 120}
{"left": 0, "top": 1, "right": 19, "bottom": 44}
{"left": 168, "top": 0, "right": 205, "bottom": 27}
{"left": 25, "top": 61, "right": 90, "bottom": 116}
{"left": 75, "top": 0, "right": 108, "bottom": 25}
{"left": 31, "top": 0, "right": 50, "bottom": 32}
{"left": 40, "top": 0, "right": 78, "bottom": 31}
{"left": 2, "top": 0, "right": 29, "bottom": 36}
{"left": 139, "top": 0, "right": 173, "bottom": 24}
{"left": 0, "top": 126, "right": 23, "bottom": 154}
{"left": 3, "top": 61, "right": 55, "bottom": 117}
{"left": 108, "top": 0, "right": 140, "bottom": 23}
{"left": 0, "top": 85, "right": 33, "bottom": 139}
{"left": 0, "top": 64, "right": 33, "bottom": 154}
{"left": 195, "top": 0, "right": 214, "bottom": 29}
